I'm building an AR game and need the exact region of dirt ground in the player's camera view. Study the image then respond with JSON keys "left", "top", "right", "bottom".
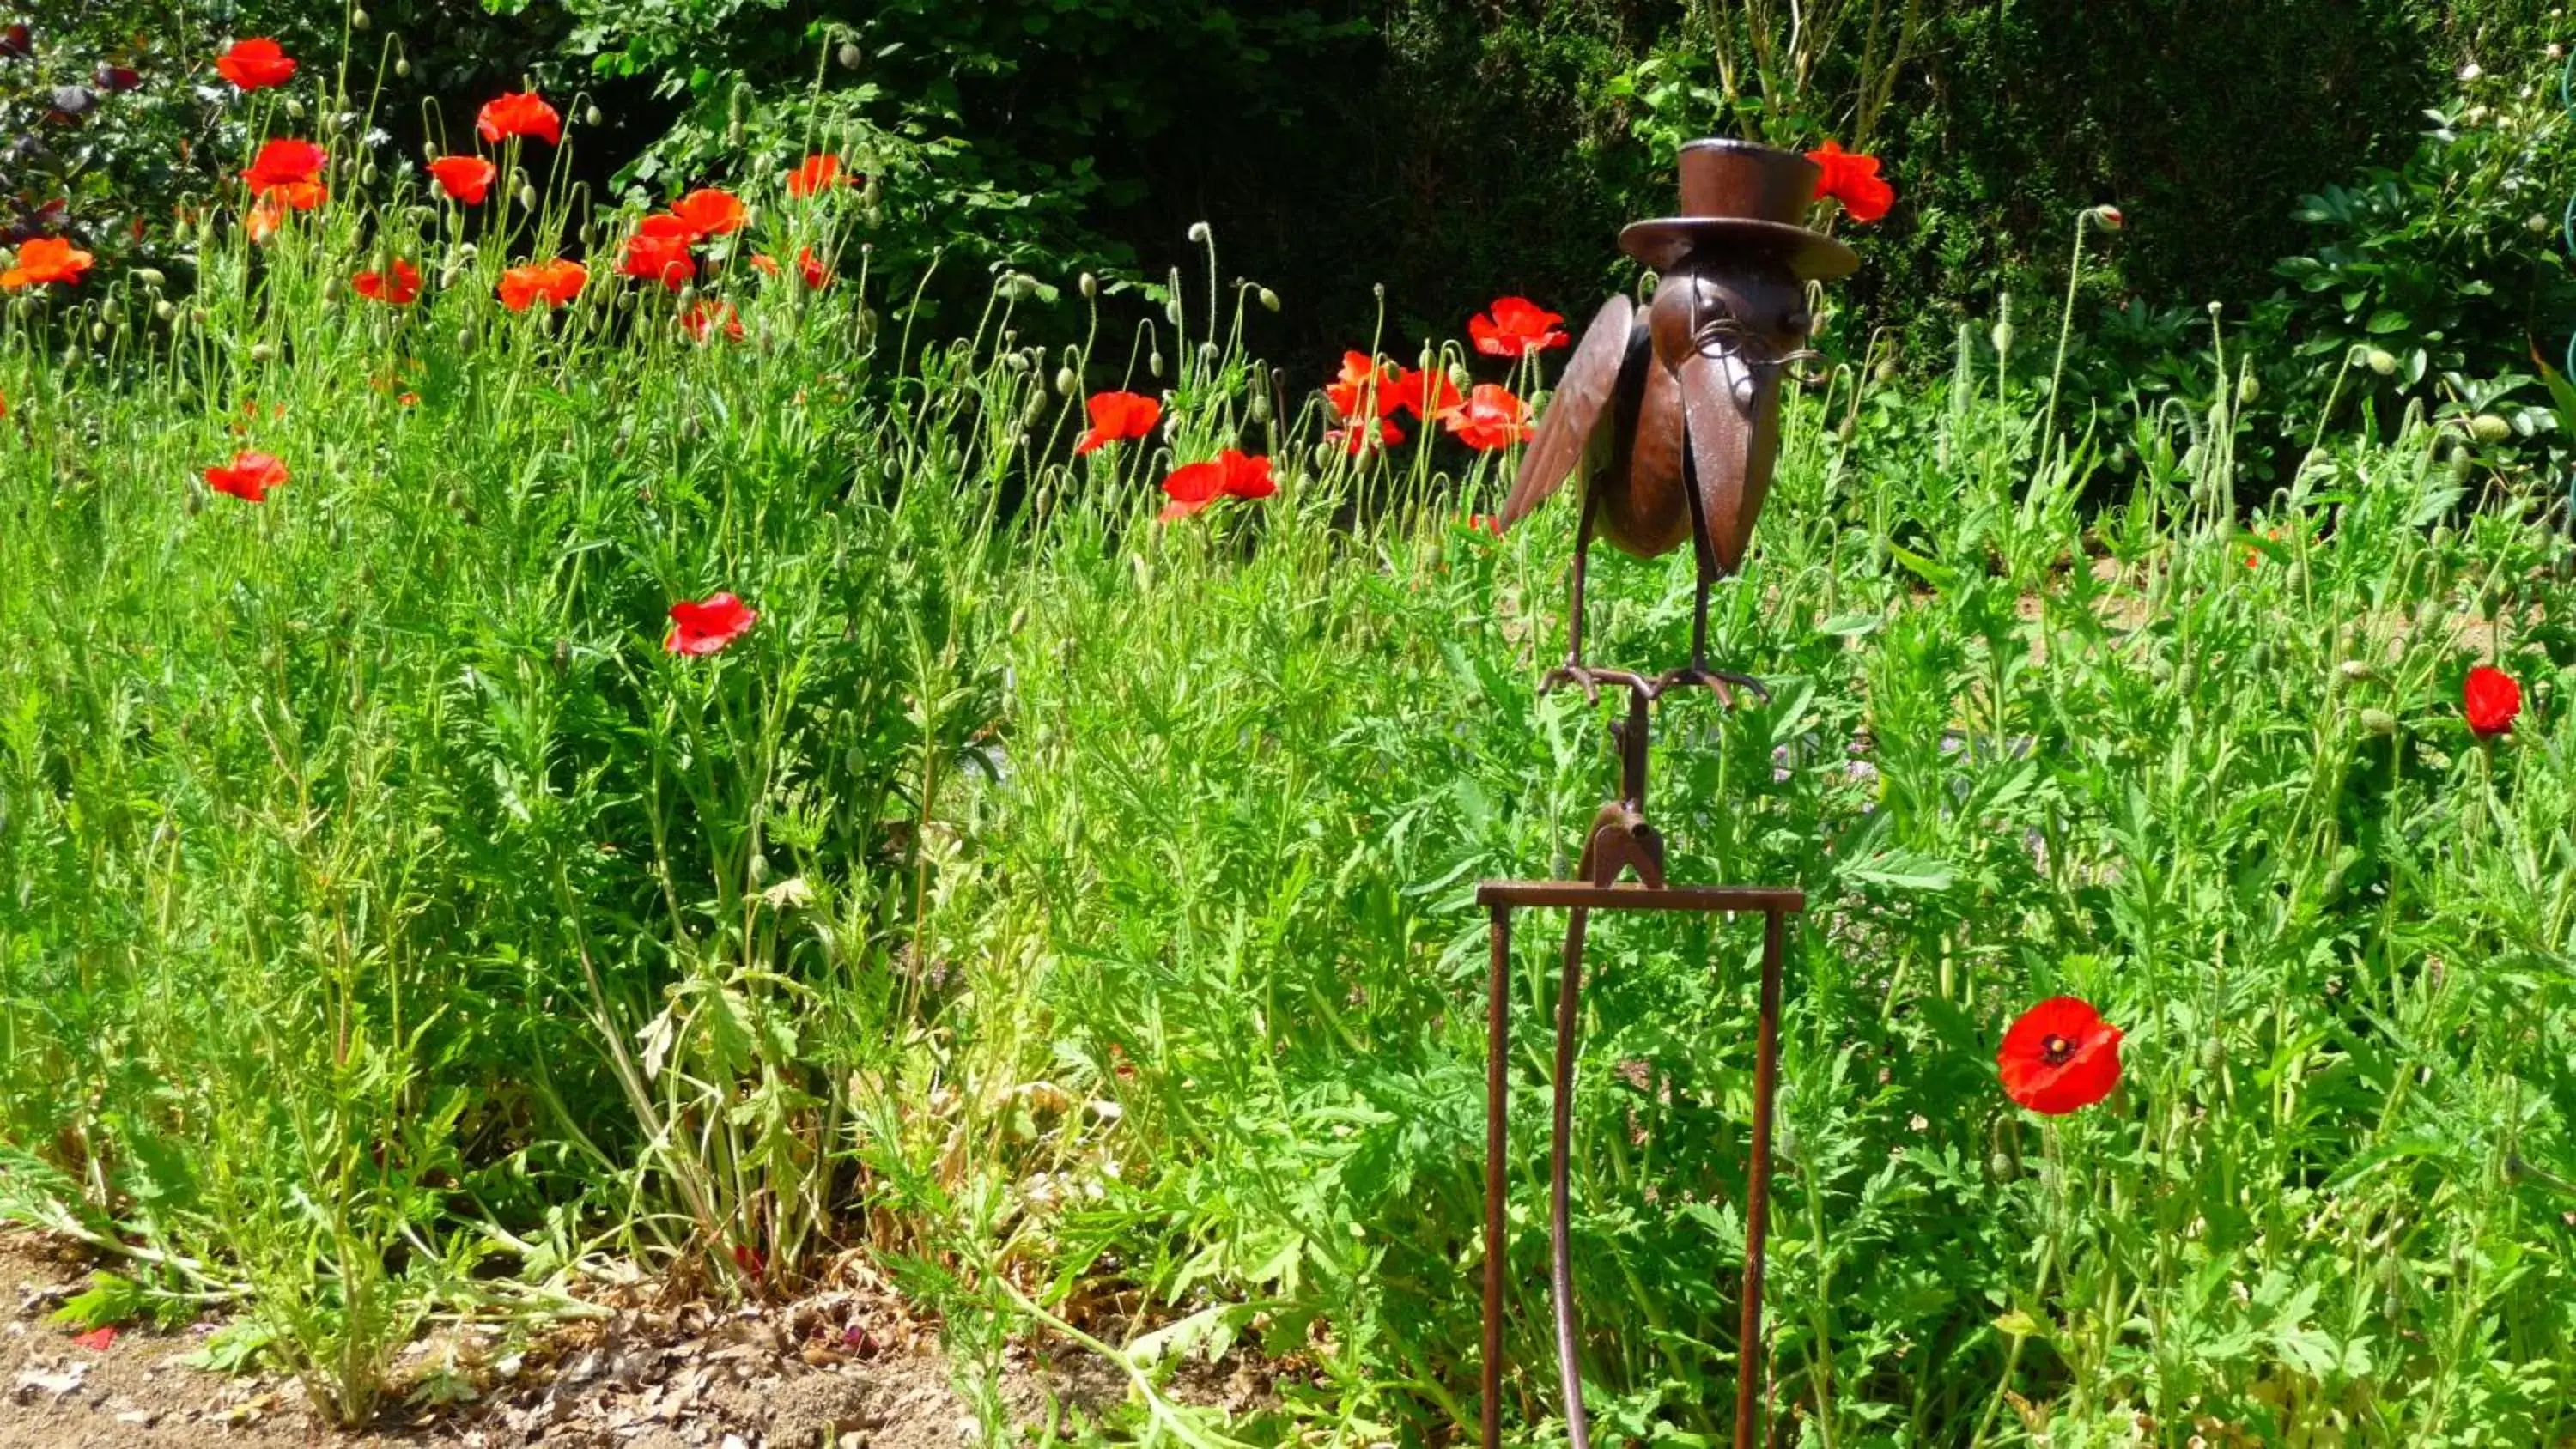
{"left": 0, "top": 1234, "right": 1264, "bottom": 1449}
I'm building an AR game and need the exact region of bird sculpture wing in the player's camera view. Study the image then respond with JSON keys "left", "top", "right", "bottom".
{"left": 1675, "top": 351, "right": 1740, "bottom": 571}
{"left": 1499, "top": 294, "right": 1636, "bottom": 530}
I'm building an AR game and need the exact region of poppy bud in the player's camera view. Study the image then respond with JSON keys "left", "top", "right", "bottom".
{"left": 1022, "top": 391, "right": 1050, "bottom": 427}
{"left": 1201, "top": 341, "right": 1220, "bottom": 369}
{"left": 251, "top": 343, "right": 274, "bottom": 362}
{"left": 1990, "top": 319, "right": 2014, "bottom": 356}
{"left": 396, "top": 57, "right": 410, "bottom": 77}
{"left": 423, "top": 141, "right": 440, "bottom": 163}
{"left": 579, "top": 104, "right": 598, "bottom": 128}
{"left": 89, "top": 320, "right": 106, "bottom": 343}
{"left": 1054, "top": 367, "right": 1076, "bottom": 396}
{"left": 2338, "top": 659, "right": 2374, "bottom": 684}
{"left": 2530, "top": 213, "right": 2553, "bottom": 234}
{"left": 1838, "top": 413, "right": 1858, "bottom": 442}
{"left": 1249, "top": 388, "right": 1271, "bottom": 424}
{"left": 2470, "top": 413, "right": 2512, "bottom": 443}
{"left": 2236, "top": 372, "right": 2259, "bottom": 406}
{"left": 1257, "top": 287, "right": 1279, "bottom": 312}
{"left": 750, "top": 852, "right": 771, "bottom": 887}
{"left": 456, "top": 325, "right": 473, "bottom": 353}
{"left": 1078, "top": 272, "right": 1096, "bottom": 299}
{"left": 132, "top": 267, "right": 164, "bottom": 289}
{"left": 1873, "top": 355, "right": 1899, "bottom": 384}
{"left": 1149, "top": 350, "right": 1164, "bottom": 378}
{"left": 1188, "top": 221, "right": 1211, "bottom": 243}
{"left": 518, "top": 184, "right": 537, "bottom": 211}
{"left": 351, "top": 8, "right": 371, "bottom": 29}
{"left": 2360, "top": 708, "right": 2398, "bottom": 737}
{"left": 1988, "top": 1152, "right": 2015, "bottom": 1182}
{"left": 285, "top": 97, "right": 305, "bottom": 119}
{"left": 2364, "top": 348, "right": 2397, "bottom": 377}
{"left": 999, "top": 351, "right": 1028, "bottom": 373}
{"left": 155, "top": 300, "right": 173, "bottom": 323}
{"left": 361, "top": 162, "right": 376, "bottom": 185}
{"left": 1311, "top": 442, "right": 1337, "bottom": 470}
{"left": 185, "top": 484, "right": 204, "bottom": 517}
{"left": 2089, "top": 204, "right": 2123, "bottom": 230}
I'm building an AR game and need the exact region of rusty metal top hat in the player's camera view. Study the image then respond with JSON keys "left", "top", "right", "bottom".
{"left": 1619, "top": 138, "right": 1859, "bottom": 281}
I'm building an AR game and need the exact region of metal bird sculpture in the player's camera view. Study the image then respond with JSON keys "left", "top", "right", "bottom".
{"left": 1501, "top": 139, "right": 1855, "bottom": 703}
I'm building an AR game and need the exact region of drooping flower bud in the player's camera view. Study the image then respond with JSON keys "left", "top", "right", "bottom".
{"left": 2089, "top": 204, "right": 2123, "bottom": 230}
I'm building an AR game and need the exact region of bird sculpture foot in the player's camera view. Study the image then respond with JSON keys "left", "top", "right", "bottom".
{"left": 1540, "top": 664, "right": 1656, "bottom": 704}
{"left": 1652, "top": 665, "right": 1771, "bottom": 709}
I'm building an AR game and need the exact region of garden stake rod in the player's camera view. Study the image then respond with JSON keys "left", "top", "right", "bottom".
{"left": 1479, "top": 137, "right": 1838, "bottom": 1449}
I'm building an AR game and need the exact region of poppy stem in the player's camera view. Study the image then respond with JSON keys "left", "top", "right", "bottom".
{"left": 2039, "top": 209, "right": 2090, "bottom": 470}
{"left": 1970, "top": 1124, "right": 2064, "bottom": 1448}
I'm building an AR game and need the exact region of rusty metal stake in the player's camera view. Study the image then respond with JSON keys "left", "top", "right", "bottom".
{"left": 1478, "top": 682, "right": 1801, "bottom": 1449}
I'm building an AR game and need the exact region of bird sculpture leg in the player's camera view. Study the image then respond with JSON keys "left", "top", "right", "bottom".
{"left": 1540, "top": 488, "right": 1612, "bottom": 703}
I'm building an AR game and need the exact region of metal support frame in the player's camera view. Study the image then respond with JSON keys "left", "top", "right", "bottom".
{"left": 1476, "top": 882, "right": 1797, "bottom": 1449}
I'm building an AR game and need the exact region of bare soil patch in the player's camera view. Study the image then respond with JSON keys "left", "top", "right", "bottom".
{"left": 0, "top": 1234, "right": 1267, "bottom": 1449}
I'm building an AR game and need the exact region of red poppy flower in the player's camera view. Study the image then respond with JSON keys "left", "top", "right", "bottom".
{"left": 621, "top": 215, "right": 696, "bottom": 291}
{"left": 426, "top": 155, "right": 497, "bottom": 205}
{"left": 1, "top": 236, "right": 92, "bottom": 289}
{"left": 751, "top": 251, "right": 833, "bottom": 287}
{"left": 1327, "top": 417, "right": 1405, "bottom": 454}
{"left": 204, "top": 451, "right": 288, "bottom": 503}
{"left": 680, "top": 299, "right": 744, "bottom": 343}
{"left": 2464, "top": 665, "right": 2522, "bottom": 738}
{"left": 477, "top": 90, "right": 562, "bottom": 147}
{"left": 1442, "top": 384, "right": 1534, "bottom": 450}
{"left": 69, "top": 1326, "right": 117, "bottom": 1352}
{"left": 1807, "top": 141, "right": 1893, "bottom": 224}
{"left": 1997, "top": 997, "right": 2123, "bottom": 1115}
{"left": 1386, "top": 367, "right": 1462, "bottom": 421}
{"left": 216, "top": 38, "right": 295, "bottom": 91}
{"left": 1159, "top": 449, "right": 1275, "bottom": 521}
{"left": 1217, "top": 450, "right": 1277, "bottom": 500}
{"left": 665, "top": 593, "right": 757, "bottom": 655}
{"left": 1468, "top": 297, "right": 1570, "bottom": 357}
{"left": 670, "top": 187, "right": 746, "bottom": 239}
{"left": 497, "top": 259, "right": 586, "bottom": 312}
{"left": 245, "top": 195, "right": 290, "bottom": 244}
{"left": 1074, "top": 391, "right": 1162, "bottom": 455}
{"left": 95, "top": 64, "right": 142, "bottom": 93}
{"left": 243, "top": 138, "right": 325, "bottom": 199}
{"left": 353, "top": 258, "right": 422, "bottom": 306}
{"left": 786, "top": 155, "right": 847, "bottom": 198}
{"left": 1326, "top": 350, "right": 1395, "bottom": 424}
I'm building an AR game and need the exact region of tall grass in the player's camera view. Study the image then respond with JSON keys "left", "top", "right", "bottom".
{"left": 2, "top": 111, "right": 2573, "bottom": 1445}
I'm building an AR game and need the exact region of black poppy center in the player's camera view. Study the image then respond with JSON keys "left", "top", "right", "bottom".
{"left": 2040, "top": 1034, "right": 2075, "bottom": 1066}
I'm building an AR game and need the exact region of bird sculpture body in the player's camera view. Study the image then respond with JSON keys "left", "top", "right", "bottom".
{"left": 1499, "top": 139, "right": 1856, "bottom": 702}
